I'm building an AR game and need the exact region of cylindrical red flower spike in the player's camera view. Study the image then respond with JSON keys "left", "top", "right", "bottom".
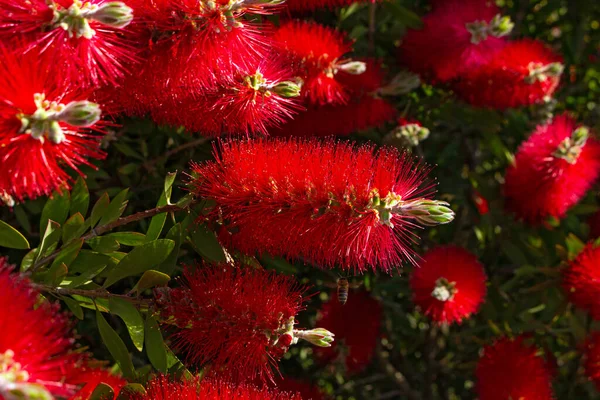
{"left": 400, "top": 0, "right": 511, "bottom": 83}
{"left": 476, "top": 336, "right": 555, "bottom": 400}
{"left": 455, "top": 39, "right": 563, "bottom": 109}
{"left": 314, "top": 290, "right": 381, "bottom": 375}
{"left": 410, "top": 246, "right": 487, "bottom": 324}
{"left": 190, "top": 138, "right": 454, "bottom": 272}
{"left": 588, "top": 210, "right": 600, "bottom": 239}
{"left": 69, "top": 367, "right": 127, "bottom": 400}
{"left": 0, "top": 257, "right": 84, "bottom": 398}
{"left": 155, "top": 264, "right": 331, "bottom": 383}
{"left": 562, "top": 242, "right": 600, "bottom": 319}
{"left": 0, "top": 45, "right": 106, "bottom": 204}
{"left": 285, "top": 0, "right": 379, "bottom": 12}
{"left": 503, "top": 115, "right": 600, "bottom": 225}
{"left": 0, "top": 0, "right": 137, "bottom": 88}
{"left": 129, "top": 376, "right": 302, "bottom": 400}
{"left": 274, "top": 21, "right": 363, "bottom": 105}
{"left": 584, "top": 332, "right": 600, "bottom": 391}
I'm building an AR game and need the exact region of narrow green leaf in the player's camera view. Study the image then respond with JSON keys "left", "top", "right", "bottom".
{"left": 50, "top": 239, "right": 83, "bottom": 271}
{"left": 62, "top": 262, "right": 107, "bottom": 288}
{"left": 145, "top": 314, "right": 168, "bottom": 373}
{"left": 109, "top": 297, "right": 145, "bottom": 352}
{"left": 133, "top": 270, "right": 170, "bottom": 294}
{"left": 70, "top": 177, "right": 90, "bottom": 217}
{"left": 36, "top": 221, "right": 61, "bottom": 262}
{"left": 0, "top": 219, "right": 30, "bottom": 250}
{"left": 116, "top": 384, "right": 146, "bottom": 400}
{"left": 105, "top": 232, "right": 146, "bottom": 246}
{"left": 69, "top": 250, "right": 111, "bottom": 275}
{"left": 44, "top": 262, "right": 69, "bottom": 286}
{"left": 145, "top": 172, "right": 177, "bottom": 243}
{"left": 566, "top": 233, "right": 585, "bottom": 260}
{"left": 62, "top": 213, "right": 86, "bottom": 243}
{"left": 90, "top": 384, "right": 114, "bottom": 400}
{"left": 104, "top": 240, "right": 175, "bottom": 288}
{"left": 99, "top": 189, "right": 130, "bottom": 226}
{"left": 87, "top": 236, "right": 121, "bottom": 254}
{"left": 158, "top": 223, "right": 182, "bottom": 275}
{"left": 40, "top": 191, "right": 70, "bottom": 234}
{"left": 61, "top": 296, "right": 84, "bottom": 319}
{"left": 20, "top": 248, "right": 39, "bottom": 272}
{"left": 13, "top": 205, "right": 32, "bottom": 235}
{"left": 96, "top": 311, "right": 136, "bottom": 378}
{"left": 91, "top": 193, "right": 111, "bottom": 228}
{"left": 73, "top": 296, "right": 109, "bottom": 312}
{"left": 188, "top": 224, "right": 226, "bottom": 262}
{"left": 384, "top": 1, "right": 423, "bottom": 29}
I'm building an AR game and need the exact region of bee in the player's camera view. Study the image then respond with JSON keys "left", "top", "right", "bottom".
{"left": 337, "top": 277, "right": 350, "bottom": 305}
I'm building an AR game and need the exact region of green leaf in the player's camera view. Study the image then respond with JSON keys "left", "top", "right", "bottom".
{"left": 384, "top": 1, "right": 423, "bottom": 29}
{"left": 158, "top": 223, "right": 182, "bottom": 275}
{"left": 103, "top": 240, "right": 175, "bottom": 288}
{"left": 44, "top": 262, "right": 69, "bottom": 287}
{"left": 62, "top": 213, "right": 86, "bottom": 243}
{"left": 20, "top": 248, "right": 39, "bottom": 272}
{"left": 109, "top": 297, "right": 145, "bottom": 352}
{"left": 36, "top": 220, "right": 61, "bottom": 262}
{"left": 99, "top": 189, "right": 129, "bottom": 226}
{"left": 188, "top": 224, "right": 226, "bottom": 263}
{"left": 145, "top": 172, "right": 177, "bottom": 243}
{"left": 260, "top": 254, "right": 298, "bottom": 274}
{"left": 566, "top": 233, "right": 585, "bottom": 260}
{"left": 74, "top": 295, "right": 109, "bottom": 312}
{"left": 62, "top": 262, "right": 107, "bottom": 288}
{"left": 0, "top": 219, "right": 30, "bottom": 249}
{"left": 90, "top": 383, "right": 114, "bottom": 400}
{"left": 133, "top": 270, "right": 170, "bottom": 294}
{"left": 145, "top": 314, "right": 168, "bottom": 373}
{"left": 70, "top": 177, "right": 90, "bottom": 217}
{"left": 50, "top": 239, "right": 83, "bottom": 271}
{"left": 69, "top": 250, "right": 111, "bottom": 275}
{"left": 105, "top": 232, "right": 146, "bottom": 246}
{"left": 96, "top": 311, "right": 136, "bottom": 378}
{"left": 40, "top": 191, "right": 70, "bottom": 234}
{"left": 91, "top": 193, "right": 111, "bottom": 228}
{"left": 13, "top": 205, "right": 32, "bottom": 235}
{"left": 87, "top": 236, "right": 121, "bottom": 253}
{"left": 61, "top": 296, "right": 84, "bottom": 319}
{"left": 116, "top": 384, "right": 146, "bottom": 400}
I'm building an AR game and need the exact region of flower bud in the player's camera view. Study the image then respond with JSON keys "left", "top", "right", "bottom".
{"left": 57, "top": 101, "right": 102, "bottom": 127}
{"left": 272, "top": 80, "right": 303, "bottom": 98}
{"left": 294, "top": 328, "right": 335, "bottom": 348}
{"left": 526, "top": 62, "right": 564, "bottom": 84}
{"left": 553, "top": 126, "right": 590, "bottom": 164}
{"left": 395, "top": 199, "right": 455, "bottom": 227}
{"left": 337, "top": 61, "right": 367, "bottom": 75}
{"left": 489, "top": 14, "right": 514, "bottom": 37}
{"left": 90, "top": 2, "right": 134, "bottom": 29}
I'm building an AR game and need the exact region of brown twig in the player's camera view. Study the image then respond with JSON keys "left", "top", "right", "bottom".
{"left": 377, "top": 342, "right": 421, "bottom": 400}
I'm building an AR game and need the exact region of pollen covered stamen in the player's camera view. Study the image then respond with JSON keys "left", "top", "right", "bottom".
{"left": 553, "top": 126, "right": 589, "bottom": 164}
{"left": 525, "top": 62, "right": 564, "bottom": 84}
{"left": 431, "top": 277, "right": 457, "bottom": 302}
{"left": 17, "top": 93, "right": 102, "bottom": 144}
{"left": 466, "top": 14, "right": 514, "bottom": 44}
{"left": 49, "top": 0, "right": 133, "bottom": 39}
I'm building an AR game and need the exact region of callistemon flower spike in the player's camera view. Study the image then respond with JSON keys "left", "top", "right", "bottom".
{"left": 0, "top": 257, "right": 84, "bottom": 398}
{"left": 504, "top": 115, "right": 600, "bottom": 224}
{"left": 189, "top": 138, "right": 453, "bottom": 272}
{"left": 0, "top": 46, "right": 106, "bottom": 202}
{"left": 562, "top": 242, "right": 600, "bottom": 319}
{"left": 0, "top": 0, "right": 137, "bottom": 87}
{"left": 155, "top": 264, "right": 330, "bottom": 383}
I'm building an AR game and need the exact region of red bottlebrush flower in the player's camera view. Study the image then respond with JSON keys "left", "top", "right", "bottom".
{"left": 400, "top": 0, "right": 510, "bottom": 82}
{"left": 69, "top": 367, "right": 127, "bottom": 400}
{"left": 129, "top": 376, "right": 302, "bottom": 400}
{"left": 285, "top": 0, "right": 378, "bottom": 12}
{"left": 314, "top": 290, "right": 381, "bottom": 374}
{"left": 476, "top": 336, "right": 555, "bottom": 400}
{"left": 155, "top": 264, "right": 307, "bottom": 383}
{"left": 455, "top": 39, "right": 563, "bottom": 109}
{"left": 270, "top": 60, "right": 397, "bottom": 137}
{"left": 410, "top": 246, "right": 487, "bottom": 324}
{"left": 503, "top": 115, "right": 600, "bottom": 224}
{"left": 0, "top": 257, "right": 83, "bottom": 398}
{"left": 589, "top": 210, "right": 600, "bottom": 239}
{"left": 0, "top": 45, "right": 106, "bottom": 203}
{"left": 562, "top": 242, "right": 600, "bottom": 319}
{"left": 584, "top": 332, "right": 600, "bottom": 391}
{"left": 190, "top": 138, "right": 454, "bottom": 272}
{"left": 0, "top": 0, "right": 137, "bottom": 88}
{"left": 274, "top": 21, "right": 361, "bottom": 105}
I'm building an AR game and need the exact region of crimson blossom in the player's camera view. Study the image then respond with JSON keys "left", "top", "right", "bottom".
{"left": 129, "top": 376, "right": 302, "bottom": 400}
{"left": 0, "top": 0, "right": 136, "bottom": 88}
{"left": 0, "top": 45, "right": 106, "bottom": 204}
{"left": 189, "top": 138, "right": 454, "bottom": 272}
{"left": 0, "top": 257, "right": 83, "bottom": 399}
{"left": 69, "top": 367, "right": 127, "bottom": 399}
{"left": 410, "top": 246, "right": 487, "bottom": 324}
{"left": 476, "top": 336, "right": 555, "bottom": 400}
{"left": 562, "top": 242, "right": 600, "bottom": 320}
{"left": 155, "top": 264, "right": 332, "bottom": 383}
{"left": 400, "top": 0, "right": 512, "bottom": 83}
{"left": 314, "top": 290, "right": 382, "bottom": 375}
{"left": 584, "top": 332, "right": 600, "bottom": 391}
{"left": 455, "top": 39, "right": 563, "bottom": 109}
{"left": 503, "top": 115, "right": 600, "bottom": 225}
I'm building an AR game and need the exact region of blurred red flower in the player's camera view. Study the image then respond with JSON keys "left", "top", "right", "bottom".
{"left": 562, "top": 242, "right": 600, "bottom": 320}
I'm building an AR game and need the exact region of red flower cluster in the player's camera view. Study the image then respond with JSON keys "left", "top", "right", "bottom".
{"left": 0, "top": 0, "right": 136, "bottom": 87}
{"left": 410, "top": 246, "right": 487, "bottom": 324}
{"left": 285, "top": 0, "right": 378, "bottom": 12}
{"left": 190, "top": 138, "right": 454, "bottom": 272}
{"left": 504, "top": 115, "right": 600, "bottom": 224}
{"left": 155, "top": 264, "right": 307, "bottom": 383}
{"left": 314, "top": 290, "right": 381, "bottom": 374}
{"left": 129, "top": 376, "right": 302, "bottom": 400}
{"left": 476, "top": 336, "right": 555, "bottom": 400}
{"left": 0, "top": 257, "right": 83, "bottom": 398}
{"left": 0, "top": 45, "right": 106, "bottom": 203}
{"left": 562, "top": 242, "right": 600, "bottom": 319}
{"left": 584, "top": 332, "right": 600, "bottom": 391}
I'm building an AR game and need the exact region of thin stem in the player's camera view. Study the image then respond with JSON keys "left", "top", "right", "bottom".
{"left": 37, "top": 285, "right": 153, "bottom": 308}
